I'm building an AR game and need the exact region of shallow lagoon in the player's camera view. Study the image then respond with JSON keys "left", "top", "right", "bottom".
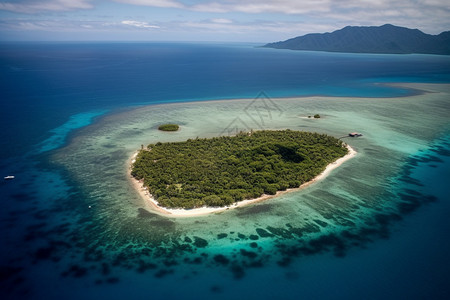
{"left": 3, "top": 83, "right": 445, "bottom": 299}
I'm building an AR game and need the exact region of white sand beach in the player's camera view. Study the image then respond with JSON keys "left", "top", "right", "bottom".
{"left": 129, "top": 144, "right": 357, "bottom": 218}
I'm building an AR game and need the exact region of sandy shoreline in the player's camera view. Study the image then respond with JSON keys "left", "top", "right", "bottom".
{"left": 129, "top": 144, "right": 357, "bottom": 218}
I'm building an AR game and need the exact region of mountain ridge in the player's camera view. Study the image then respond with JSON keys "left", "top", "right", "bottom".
{"left": 264, "top": 24, "right": 450, "bottom": 55}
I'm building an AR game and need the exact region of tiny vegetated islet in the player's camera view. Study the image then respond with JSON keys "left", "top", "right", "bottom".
{"left": 158, "top": 124, "right": 180, "bottom": 131}
{"left": 132, "top": 130, "right": 348, "bottom": 209}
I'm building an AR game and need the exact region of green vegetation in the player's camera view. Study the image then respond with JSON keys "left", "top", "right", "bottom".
{"left": 314, "top": 114, "right": 321, "bottom": 119}
{"left": 132, "top": 130, "right": 348, "bottom": 209}
{"left": 158, "top": 124, "right": 179, "bottom": 131}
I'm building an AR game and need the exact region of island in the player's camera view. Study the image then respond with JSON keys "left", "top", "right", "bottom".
{"left": 158, "top": 124, "right": 180, "bottom": 131}
{"left": 263, "top": 24, "right": 450, "bottom": 55}
{"left": 131, "top": 130, "right": 355, "bottom": 214}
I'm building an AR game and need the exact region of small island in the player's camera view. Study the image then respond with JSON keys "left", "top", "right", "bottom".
{"left": 131, "top": 130, "right": 352, "bottom": 210}
{"left": 158, "top": 124, "right": 180, "bottom": 131}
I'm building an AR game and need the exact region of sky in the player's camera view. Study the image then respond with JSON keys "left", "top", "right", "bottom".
{"left": 0, "top": 0, "right": 449, "bottom": 42}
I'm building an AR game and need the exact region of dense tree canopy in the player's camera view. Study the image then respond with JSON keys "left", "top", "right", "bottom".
{"left": 158, "top": 124, "right": 179, "bottom": 131}
{"left": 132, "top": 130, "right": 348, "bottom": 209}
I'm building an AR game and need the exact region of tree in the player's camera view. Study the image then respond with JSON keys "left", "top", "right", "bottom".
{"left": 131, "top": 130, "right": 348, "bottom": 208}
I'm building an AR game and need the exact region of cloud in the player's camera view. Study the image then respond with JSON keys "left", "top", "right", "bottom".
{"left": 0, "top": 19, "right": 89, "bottom": 31}
{"left": 191, "top": 0, "right": 331, "bottom": 14}
{"left": 1, "top": 0, "right": 449, "bottom": 41}
{"left": 180, "top": 19, "right": 334, "bottom": 36}
{"left": 121, "top": 20, "right": 160, "bottom": 29}
{"left": 0, "top": 0, "right": 93, "bottom": 13}
{"left": 2, "top": 0, "right": 449, "bottom": 25}
{"left": 0, "top": 0, "right": 184, "bottom": 14}
{"left": 211, "top": 18, "right": 232, "bottom": 24}
{"left": 188, "top": 0, "right": 450, "bottom": 20}
{"left": 0, "top": 18, "right": 161, "bottom": 32}
{"left": 113, "top": 0, "right": 183, "bottom": 8}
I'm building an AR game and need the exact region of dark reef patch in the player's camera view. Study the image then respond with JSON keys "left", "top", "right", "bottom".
{"left": 308, "top": 233, "right": 347, "bottom": 257}
{"left": 285, "top": 226, "right": 304, "bottom": 238}
{"left": 266, "top": 226, "right": 293, "bottom": 239}
{"left": 375, "top": 213, "right": 402, "bottom": 226}
{"left": 403, "top": 189, "right": 422, "bottom": 196}
{"left": 178, "top": 243, "right": 193, "bottom": 252}
{"left": 149, "top": 218, "right": 176, "bottom": 227}
{"left": 314, "top": 219, "right": 328, "bottom": 227}
{"left": 213, "top": 254, "right": 230, "bottom": 266}
{"left": 137, "top": 261, "right": 157, "bottom": 273}
{"left": 237, "top": 233, "right": 246, "bottom": 239}
{"left": 397, "top": 192, "right": 437, "bottom": 214}
{"left": 240, "top": 249, "right": 257, "bottom": 259}
{"left": 217, "top": 233, "right": 228, "bottom": 239}
{"left": 193, "top": 236, "right": 208, "bottom": 248}
{"left": 62, "top": 265, "right": 89, "bottom": 278}
{"left": 154, "top": 269, "right": 174, "bottom": 278}
{"left": 277, "top": 257, "right": 292, "bottom": 267}
{"left": 236, "top": 204, "right": 273, "bottom": 216}
{"left": 137, "top": 208, "right": 154, "bottom": 218}
{"left": 192, "top": 257, "right": 204, "bottom": 264}
{"left": 256, "top": 228, "right": 273, "bottom": 238}
{"left": 302, "top": 223, "right": 321, "bottom": 233}
{"left": 230, "top": 264, "right": 245, "bottom": 279}
{"left": 137, "top": 208, "right": 176, "bottom": 227}
{"left": 249, "top": 242, "right": 258, "bottom": 248}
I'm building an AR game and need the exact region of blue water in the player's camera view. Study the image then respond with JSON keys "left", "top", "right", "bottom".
{"left": 0, "top": 43, "right": 450, "bottom": 299}
{"left": 1, "top": 42, "right": 450, "bottom": 160}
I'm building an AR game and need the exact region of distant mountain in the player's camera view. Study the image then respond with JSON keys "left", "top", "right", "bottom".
{"left": 264, "top": 24, "right": 450, "bottom": 55}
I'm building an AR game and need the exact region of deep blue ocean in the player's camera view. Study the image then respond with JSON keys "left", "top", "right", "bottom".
{"left": 1, "top": 42, "right": 450, "bottom": 160}
{"left": 0, "top": 43, "right": 449, "bottom": 299}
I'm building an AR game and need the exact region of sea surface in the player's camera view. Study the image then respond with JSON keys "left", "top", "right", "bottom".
{"left": 0, "top": 43, "right": 449, "bottom": 299}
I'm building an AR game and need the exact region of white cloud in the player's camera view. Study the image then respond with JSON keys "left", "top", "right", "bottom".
{"left": 191, "top": 0, "right": 331, "bottom": 14}
{"left": 121, "top": 20, "right": 160, "bottom": 28}
{"left": 180, "top": 19, "right": 334, "bottom": 36}
{"left": 113, "top": 0, "right": 183, "bottom": 8}
{"left": 0, "top": 0, "right": 93, "bottom": 13}
{"left": 211, "top": 18, "right": 232, "bottom": 24}
{"left": 187, "top": 0, "right": 450, "bottom": 19}
{"left": 0, "top": 0, "right": 184, "bottom": 14}
{"left": 1, "top": 0, "right": 449, "bottom": 41}
{"left": 418, "top": 0, "right": 449, "bottom": 6}
{"left": 0, "top": 18, "right": 161, "bottom": 32}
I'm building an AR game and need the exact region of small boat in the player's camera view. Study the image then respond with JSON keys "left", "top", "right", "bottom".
{"left": 4, "top": 175, "right": 15, "bottom": 180}
{"left": 348, "top": 132, "right": 363, "bottom": 137}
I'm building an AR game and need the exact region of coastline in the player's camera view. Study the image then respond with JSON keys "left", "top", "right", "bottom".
{"left": 129, "top": 144, "right": 357, "bottom": 218}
